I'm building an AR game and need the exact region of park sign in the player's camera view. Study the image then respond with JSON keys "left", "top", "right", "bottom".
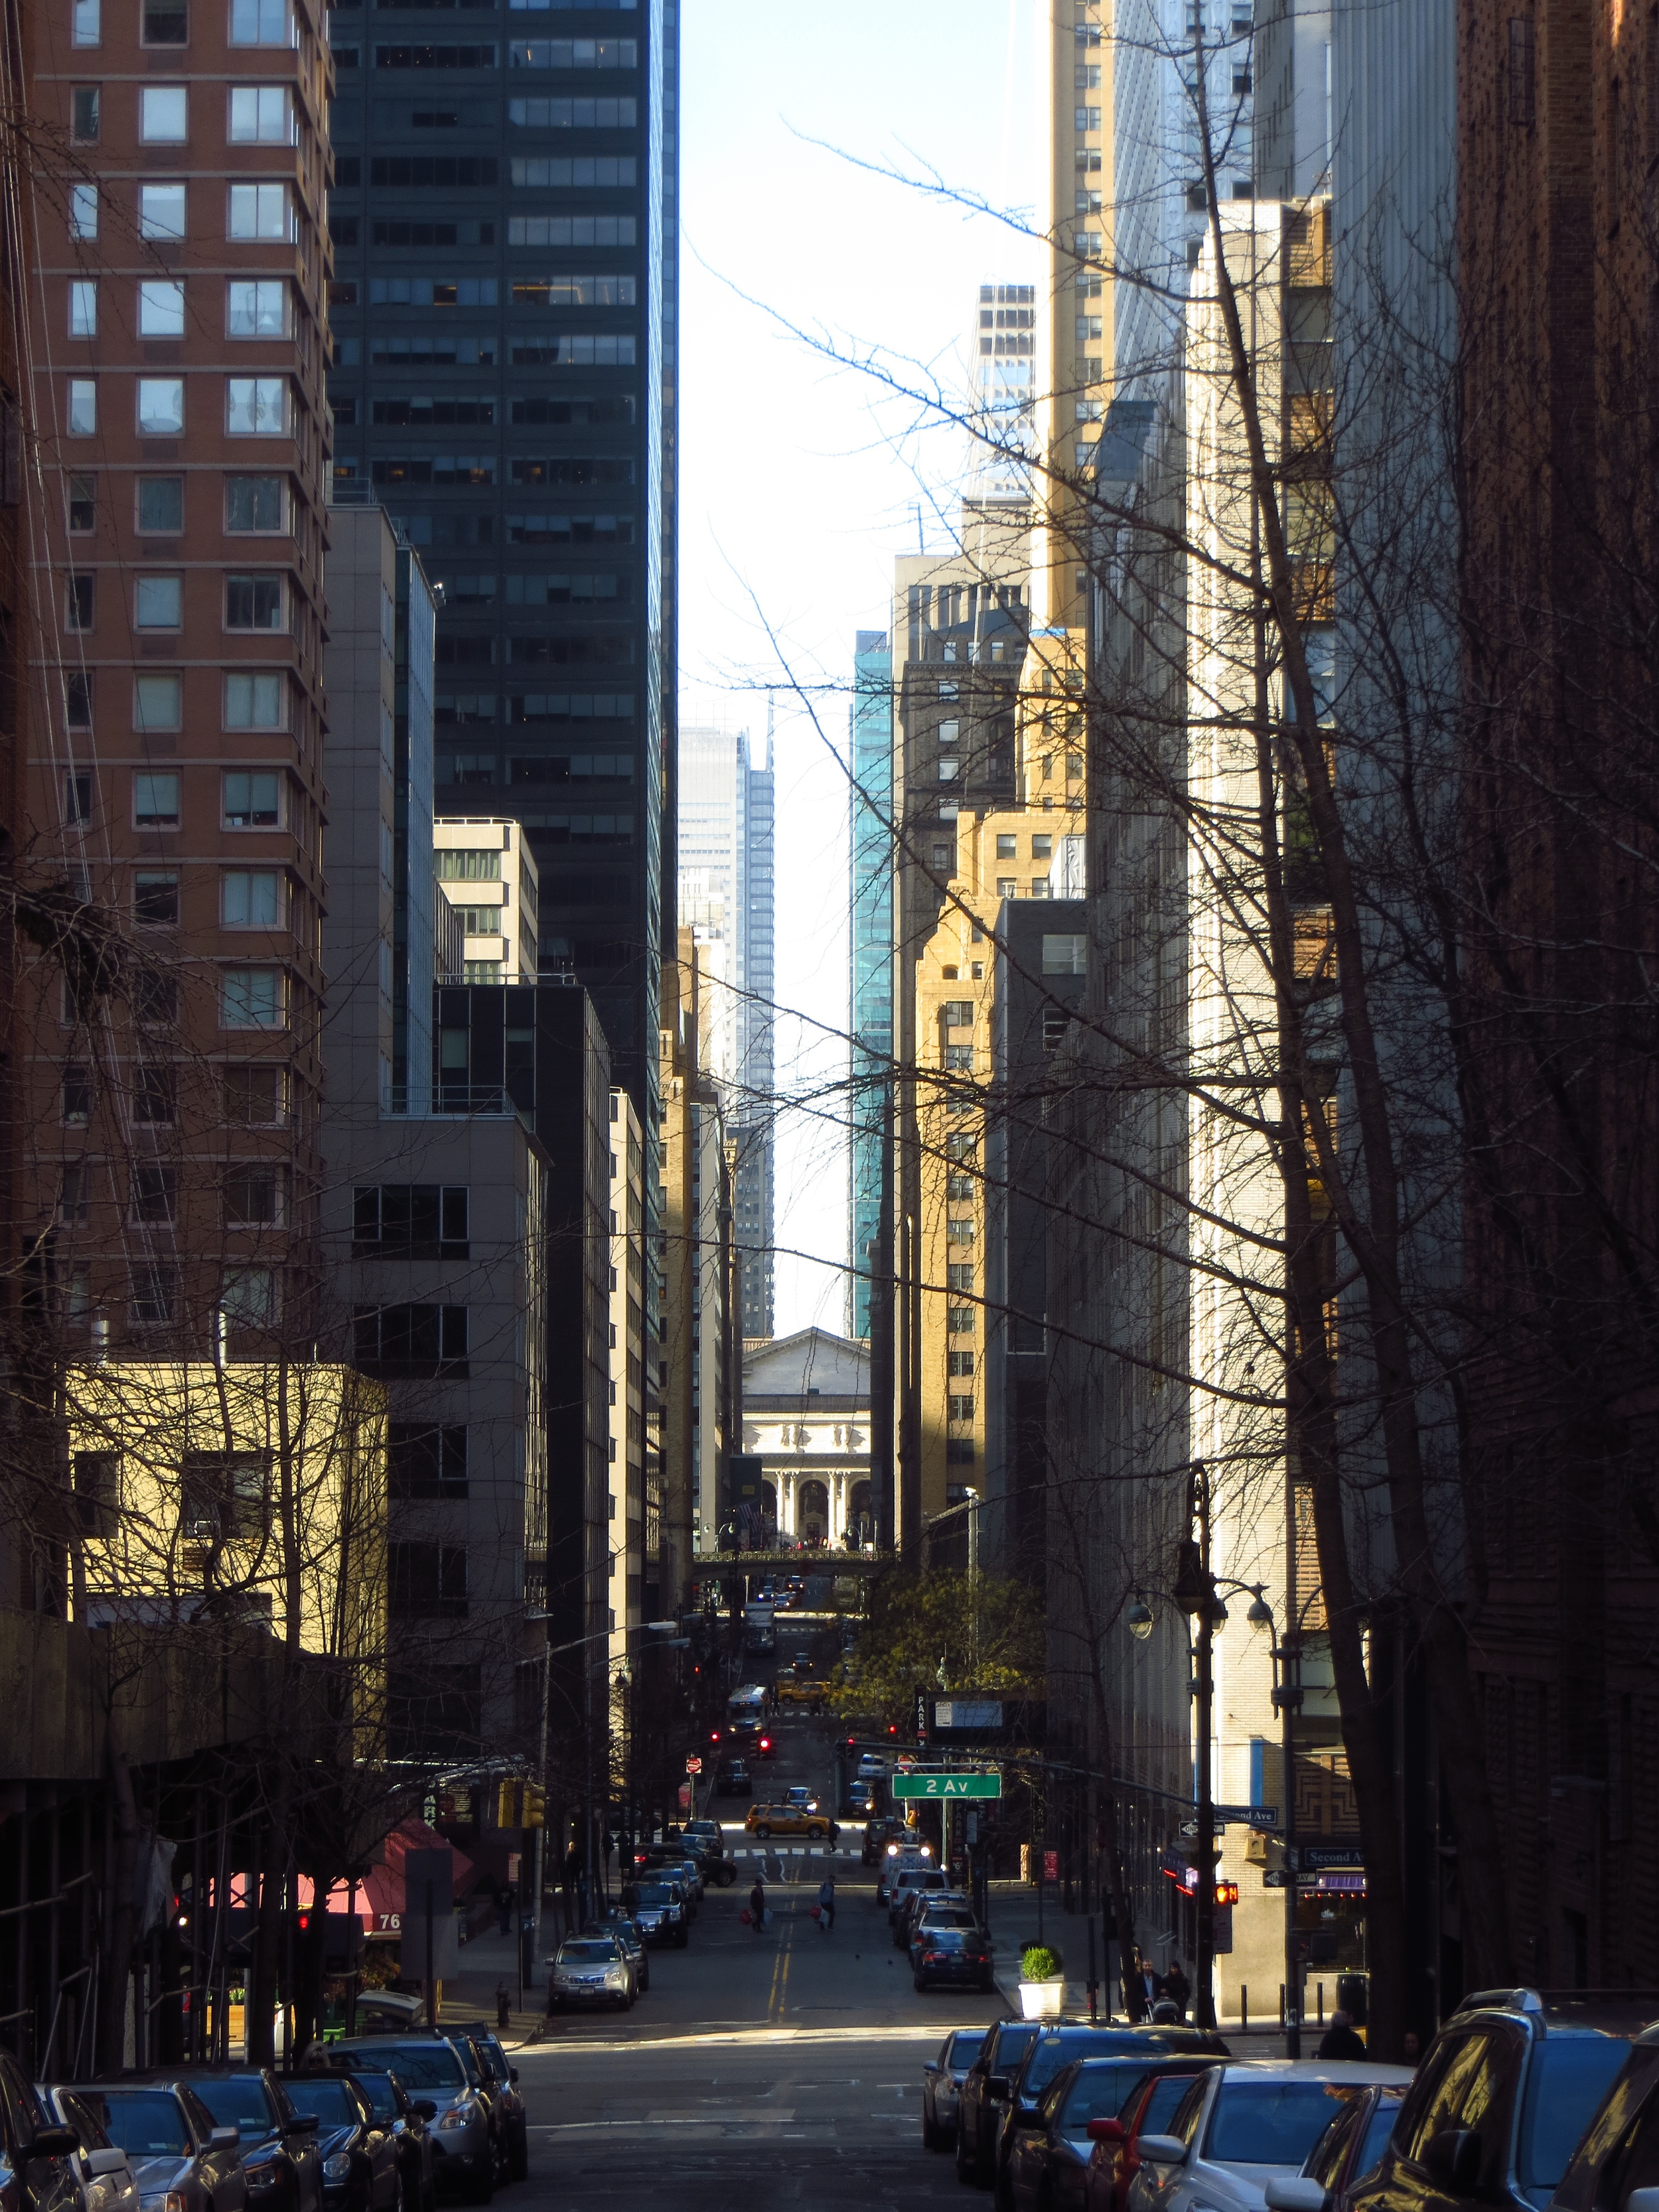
{"left": 891, "top": 1769, "right": 1002, "bottom": 1801}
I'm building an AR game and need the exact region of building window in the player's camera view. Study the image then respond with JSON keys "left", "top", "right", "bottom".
{"left": 69, "top": 184, "right": 98, "bottom": 238}
{"left": 142, "top": 0, "right": 188, "bottom": 40}
{"left": 225, "top": 573, "right": 283, "bottom": 629}
{"left": 62, "top": 1064, "right": 92, "bottom": 1124}
{"left": 138, "top": 182, "right": 186, "bottom": 240}
{"left": 129, "top": 1262, "right": 179, "bottom": 1325}
{"left": 946, "top": 1440, "right": 976, "bottom": 1465}
{"left": 136, "top": 477, "right": 183, "bottom": 533}
{"left": 996, "top": 877, "right": 1017, "bottom": 899}
{"left": 182, "top": 1449, "right": 269, "bottom": 1539}
{"left": 67, "top": 473, "right": 96, "bottom": 532}
{"left": 134, "top": 870, "right": 179, "bottom": 925}
{"left": 222, "top": 869, "right": 281, "bottom": 926}
{"left": 354, "top": 1303, "right": 469, "bottom": 1376}
{"left": 1043, "top": 932, "right": 1087, "bottom": 975}
{"left": 133, "top": 971, "right": 179, "bottom": 1027}
{"left": 133, "top": 771, "right": 180, "bottom": 826}
{"left": 226, "top": 475, "right": 285, "bottom": 531}
{"left": 946, "top": 1218, "right": 975, "bottom": 1245}
{"left": 72, "top": 0, "right": 100, "bottom": 43}
{"left": 222, "top": 1064, "right": 285, "bottom": 1125}
{"left": 389, "top": 1422, "right": 469, "bottom": 1499}
{"left": 133, "top": 674, "right": 182, "bottom": 731}
{"left": 72, "top": 1451, "right": 118, "bottom": 1538}
{"left": 224, "top": 1163, "right": 286, "bottom": 1226}
{"left": 135, "top": 575, "right": 182, "bottom": 629}
{"left": 223, "top": 673, "right": 287, "bottom": 729}
{"left": 68, "top": 281, "right": 97, "bottom": 337}
{"left": 227, "top": 279, "right": 287, "bottom": 337}
{"left": 947, "top": 1305, "right": 975, "bottom": 1335}
{"left": 222, "top": 966, "right": 285, "bottom": 1028}
{"left": 133, "top": 1061, "right": 177, "bottom": 1122}
{"left": 943, "top": 1043, "right": 974, "bottom": 1070}
{"left": 226, "top": 376, "right": 286, "bottom": 433}
{"left": 947, "top": 1263, "right": 974, "bottom": 1294}
{"left": 1508, "top": 16, "right": 1536, "bottom": 126}
{"left": 353, "top": 1183, "right": 469, "bottom": 1254}
{"left": 228, "top": 84, "right": 291, "bottom": 139}
{"left": 66, "top": 574, "right": 94, "bottom": 630}
{"left": 228, "top": 183, "right": 291, "bottom": 240}
{"left": 131, "top": 1164, "right": 177, "bottom": 1223}
{"left": 63, "top": 769, "right": 94, "bottom": 825}
{"left": 948, "top": 1395, "right": 975, "bottom": 1424}
{"left": 222, "top": 768, "right": 281, "bottom": 825}
{"left": 390, "top": 1542, "right": 469, "bottom": 1620}
{"left": 139, "top": 85, "right": 188, "bottom": 140}
{"left": 222, "top": 1266, "right": 277, "bottom": 1327}
{"left": 66, "top": 379, "right": 96, "bottom": 435}
{"left": 230, "top": 0, "right": 293, "bottom": 44}
{"left": 940, "top": 1000, "right": 974, "bottom": 1028}
{"left": 948, "top": 1351, "right": 975, "bottom": 1378}
{"left": 137, "top": 378, "right": 184, "bottom": 435}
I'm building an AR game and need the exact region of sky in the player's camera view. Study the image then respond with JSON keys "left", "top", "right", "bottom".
{"left": 678, "top": 0, "right": 1037, "bottom": 1338}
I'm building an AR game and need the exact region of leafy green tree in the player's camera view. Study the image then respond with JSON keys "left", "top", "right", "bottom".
{"left": 832, "top": 1570, "right": 1045, "bottom": 1729}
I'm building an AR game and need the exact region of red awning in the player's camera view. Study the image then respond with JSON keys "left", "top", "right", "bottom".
{"left": 311, "top": 1818, "right": 477, "bottom": 1931}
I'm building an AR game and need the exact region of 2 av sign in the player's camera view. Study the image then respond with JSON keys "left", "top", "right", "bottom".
{"left": 891, "top": 1771, "right": 1002, "bottom": 1801}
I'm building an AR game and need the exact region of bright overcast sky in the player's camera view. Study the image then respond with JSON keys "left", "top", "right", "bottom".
{"left": 679, "top": 0, "right": 1037, "bottom": 1337}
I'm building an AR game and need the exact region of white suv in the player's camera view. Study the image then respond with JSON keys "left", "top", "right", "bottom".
{"left": 1129, "top": 2060, "right": 1415, "bottom": 2212}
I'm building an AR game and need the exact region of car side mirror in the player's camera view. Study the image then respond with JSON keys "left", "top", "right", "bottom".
{"left": 413, "top": 2102, "right": 437, "bottom": 2123}
{"left": 508, "top": 2071, "right": 518, "bottom": 2086}
{"left": 287, "top": 2116, "right": 319, "bottom": 2134}
{"left": 84, "top": 2150, "right": 129, "bottom": 2179}
{"left": 1424, "top": 2130, "right": 1481, "bottom": 2191}
{"left": 1087, "top": 2119, "right": 1127, "bottom": 2146}
{"left": 1135, "top": 2136, "right": 1190, "bottom": 2166}
{"left": 25, "top": 2129, "right": 81, "bottom": 2164}
{"left": 208, "top": 2128, "right": 242, "bottom": 2152}
{"left": 985, "top": 2077, "right": 1011, "bottom": 2102}
{"left": 1263, "top": 2179, "right": 1331, "bottom": 2212}
{"left": 1623, "top": 2193, "right": 1659, "bottom": 2212}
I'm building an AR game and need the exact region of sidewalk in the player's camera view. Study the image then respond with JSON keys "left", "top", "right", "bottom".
{"left": 435, "top": 1925, "right": 548, "bottom": 2051}
{"left": 979, "top": 1882, "right": 1287, "bottom": 2044}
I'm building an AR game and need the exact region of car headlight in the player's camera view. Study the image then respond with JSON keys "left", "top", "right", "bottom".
{"left": 436, "top": 2097, "right": 479, "bottom": 2132}
{"left": 246, "top": 2171, "right": 280, "bottom": 2191}
{"left": 139, "top": 2197, "right": 184, "bottom": 2212}
{"left": 605, "top": 1966, "right": 625, "bottom": 1986}
{"left": 322, "top": 2157, "right": 353, "bottom": 2183}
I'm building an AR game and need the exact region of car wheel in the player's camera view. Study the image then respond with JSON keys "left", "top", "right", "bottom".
{"left": 913, "top": 1974, "right": 927, "bottom": 1993}
{"left": 956, "top": 2128, "right": 979, "bottom": 2187}
{"left": 509, "top": 2128, "right": 528, "bottom": 2185}
{"left": 469, "top": 2163, "right": 494, "bottom": 2208}
{"left": 922, "top": 2111, "right": 940, "bottom": 2151}
{"left": 676, "top": 1925, "right": 689, "bottom": 1949}
{"left": 716, "top": 1866, "right": 735, "bottom": 1887}
{"left": 755, "top": 1825, "right": 770, "bottom": 1839}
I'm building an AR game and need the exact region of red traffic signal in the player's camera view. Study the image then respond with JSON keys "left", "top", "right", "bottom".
{"left": 759, "top": 1735, "right": 771, "bottom": 1750}
{"left": 1215, "top": 1881, "right": 1239, "bottom": 1905}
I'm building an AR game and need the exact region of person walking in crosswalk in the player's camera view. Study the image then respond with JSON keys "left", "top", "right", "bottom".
{"left": 816, "top": 1874, "right": 836, "bottom": 1932}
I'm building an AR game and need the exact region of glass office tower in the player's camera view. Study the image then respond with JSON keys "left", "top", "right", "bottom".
{"left": 325, "top": 0, "right": 678, "bottom": 1112}
{"left": 848, "top": 630, "right": 893, "bottom": 1340}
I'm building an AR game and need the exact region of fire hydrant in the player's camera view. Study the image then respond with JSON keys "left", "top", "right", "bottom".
{"left": 496, "top": 1982, "right": 511, "bottom": 2032}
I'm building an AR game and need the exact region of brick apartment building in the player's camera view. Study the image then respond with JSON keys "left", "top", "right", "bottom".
{"left": 1459, "top": 0, "right": 1659, "bottom": 1990}
{"left": 23, "top": 0, "right": 333, "bottom": 1358}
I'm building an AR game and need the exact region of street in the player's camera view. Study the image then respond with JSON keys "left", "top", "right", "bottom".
{"left": 513, "top": 1720, "right": 1005, "bottom": 2209}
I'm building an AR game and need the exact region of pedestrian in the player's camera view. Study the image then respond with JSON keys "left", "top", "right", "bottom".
{"left": 498, "top": 1883, "right": 515, "bottom": 1937}
{"left": 749, "top": 1876, "right": 767, "bottom": 1935}
{"left": 1316, "top": 2009, "right": 1368, "bottom": 2061}
{"left": 1130, "top": 1947, "right": 1162, "bottom": 2018}
{"left": 1403, "top": 2030, "right": 1421, "bottom": 2063}
{"left": 817, "top": 1874, "right": 836, "bottom": 1932}
{"left": 1162, "top": 1958, "right": 1190, "bottom": 2020}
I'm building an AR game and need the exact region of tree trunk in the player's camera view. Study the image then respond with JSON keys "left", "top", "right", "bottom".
{"left": 98, "top": 1737, "right": 141, "bottom": 2075}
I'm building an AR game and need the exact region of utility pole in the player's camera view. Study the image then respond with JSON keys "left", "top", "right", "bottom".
{"left": 1175, "top": 1465, "right": 1218, "bottom": 2031}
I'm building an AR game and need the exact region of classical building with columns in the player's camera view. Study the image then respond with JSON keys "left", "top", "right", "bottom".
{"left": 742, "top": 1330, "right": 873, "bottom": 1550}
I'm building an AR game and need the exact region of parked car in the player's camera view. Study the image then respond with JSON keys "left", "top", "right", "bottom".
{"left": 74, "top": 2085, "right": 248, "bottom": 2212}
{"left": 443, "top": 2030, "right": 525, "bottom": 2185}
{"left": 958, "top": 2024, "right": 1045, "bottom": 2186}
{"left": 1129, "top": 2059, "right": 1415, "bottom": 2212}
{"left": 912, "top": 1921, "right": 996, "bottom": 1993}
{"left": 861, "top": 1816, "right": 902, "bottom": 1865}
{"left": 311, "top": 2072, "right": 433, "bottom": 2212}
{"left": 622, "top": 1880, "right": 689, "bottom": 1947}
{"left": 1007, "top": 2057, "right": 1206, "bottom": 2212}
{"left": 184, "top": 2073, "right": 322, "bottom": 2212}
{"left": 1550, "top": 2018, "right": 1659, "bottom": 2212}
{"left": 999, "top": 2028, "right": 1234, "bottom": 2208}
{"left": 845, "top": 1779, "right": 881, "bottom": 1819}
{"left": 924, "top": 2029, "right": 990, "bottom": 2150}
{"left": 277, "top": 2075, "right": 398, "bottom": 2212}
{"left": 901, "top": 1890, "right": 974, "bottom": 1955}
{"left": 547, "top": 1935, "right": 636, "bottom": 2012}
{"left": 1263, "top": 2084, "right": 1407, "bottom": 2212}
{"left": 30, "top": 2087, "right": 127, "bottom": 2212}
{"left": 323, "top": 2041, "right": 493, "bottom": 2206}
{"left": 887, "top": 1864, "right": 950, "bottom": 1937}
{"left": 1082, "top": 2061, "right": 1232, "bottom": 2212}
{"left": 745, "top": 1803, "right": 835, "bottom": 1842}
{"left": 1345, "top": 1990, "right": 1637, "bottom": 2212}
{"left": 715, "top": 1760, "right": 753, "bottom": 1799}
{"left": 878, "top": 1846, "right": 934, "bottom": 1908}
{"left": 586, "top": 1909, "right": 651, "bottom": 1992}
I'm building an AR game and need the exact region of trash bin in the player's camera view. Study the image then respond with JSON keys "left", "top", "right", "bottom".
{"left": 1337, "top": 1972, "right": 1368, "bottom": 2026}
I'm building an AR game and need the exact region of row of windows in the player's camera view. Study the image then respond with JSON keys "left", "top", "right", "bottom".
{"left": 62, "top": 1260, "right": 281, "bottom": 1331}
{"left": 352, "top": 34, "right": 634, "bottom": 62}
{"left": 70, "top": 82, "right": 295, "bottom": 145}
{"left": 328, "top": 153, "right": 637, "bottom": 187}
{"left": 68, "top": 473, "right": 289, "bottom": 536}
{"left": 68, "top": 279, "right": 294, "bottom": 343}
{"left": 506, "top": 97, "right": 634, "bottom": 125}
{"left": 60, "top": 961, "right": 293, "bottom": 1030}
{"left": 424, "top": 572, "right": 627, "bottom": 603}
{"left": 330, "top": 336, "right": 637, "bottom": 372}
{"left": 359, "top": 454, "right": 635, "bottom": 487}
{"left": 333, "top": 275, "right": 635, "bottom": 309}
{"left": 70, "top": 179, "right": 297, "bottom": 243}
{"left": 59, "top": 664, "right": 287, "bottom": 737}
{"left": 63, "top": 376, "right": 293, "bottom": 439}
{"left": 71, "top": 0, "right": 293, "bottom": 45}
{"left": 62, "top": 1061, "right": 287, "bottom": 1126}
{"left": 354, "top": 1182, "right": 469, "bottom": 1247}
{"left": 66, "top": 570, "right": 288, "bottom": 635}
{"left": 59, "top": 1161, "right": 293, "bottom": 1227}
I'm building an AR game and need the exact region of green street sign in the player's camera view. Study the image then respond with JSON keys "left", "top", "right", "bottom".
{"left": 891, "top": 1770, "right": 1001, "bottom": 1800}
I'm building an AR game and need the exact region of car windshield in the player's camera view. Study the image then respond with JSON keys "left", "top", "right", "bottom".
{"left": 94, "top": 2093, "right": 190, "bottom": 2157}
{"left": 57, "top": 2096, "right": 112, "bottom": 2152}
{"left": 190, "top": 2080, "right": 275, "bottom": 2141}
{"left": 1206, "top": 2081, "right": 1364, "bottom": 2166}
{"left": 559, "top": 1941, "right": 619, "bottom": 1962}
{"left": 636, "top": 1885, "right": 676, "bottom": 1907}
{"left": 1059, "top": 2066, "right": 1155, "bottom": 2131}
{"left": 352, "top": 2077, "right": 399, "bottom": 2121}
{"left": 920, "top": 1911, "right": 978, "bottom": 1929}
{"left": 918, "top": 1929, "right": 972, "bottom": 1951}
{"left": 284, "top": 2082, "right": 358, "bottom": 2128}
{"left": 1518, "top": 2038, "right": 1631, "bottom": 2207}
{"left": 1026, "top": 2033, "right": 1154, "bottom": 2098}
{"left": 338, "top": 2047, "right": 466, "bottom": 2092}
{"left": 1141, "top": 2073, "right": 1210, "bottom": 2134}
{"left": 950, "top": 2031, "right": 989, "bottom": 2070}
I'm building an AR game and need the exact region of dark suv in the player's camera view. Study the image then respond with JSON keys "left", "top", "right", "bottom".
{"left": 1347, "top": 1990, "right": 1645, "bottom": 2212}
{"left": 958, "top": 2022, "right": 1043, "bottom": 2186}
{"left": 0, "top": 2052, "right": 80, "bottom": 2212}
{"left": 1551, "top": 2020, "right": 1659, "bottom": 2212}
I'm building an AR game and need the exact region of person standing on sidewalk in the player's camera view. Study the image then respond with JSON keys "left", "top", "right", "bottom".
{"left": 749, "top": 1875, "right": 767, "bottom": 1935}
{"left": 816, "top": 1875, "right": 835, "bottom": 1932}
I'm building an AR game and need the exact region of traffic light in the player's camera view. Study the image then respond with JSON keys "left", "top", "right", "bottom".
{"left": 496, "top": 1779, "right": 522, "bottom": 1828}
{"left": 522, "top": 1782, "right": 545, "bottom": 1829}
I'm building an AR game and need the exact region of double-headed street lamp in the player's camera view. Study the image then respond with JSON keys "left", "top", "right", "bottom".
{"left": 1127, "top": 1463, "right": 1274, "bottom": 2033}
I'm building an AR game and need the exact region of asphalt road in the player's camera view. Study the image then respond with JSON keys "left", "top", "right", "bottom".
{"left": 512, "top": 1718, "right": 1009, "bottom": 2208}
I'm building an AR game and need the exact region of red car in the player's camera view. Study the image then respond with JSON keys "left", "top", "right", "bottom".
{"left": 1082, "top": 2061, "right": 1222, "bottom": 2212}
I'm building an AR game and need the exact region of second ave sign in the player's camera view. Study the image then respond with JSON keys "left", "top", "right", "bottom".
{"left": 891, "top": 1771, "right": 1003, "bottom": 1800}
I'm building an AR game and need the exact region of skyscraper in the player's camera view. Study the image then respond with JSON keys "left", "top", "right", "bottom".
{"left": 324, "top": 0, "right": 679, "bottom": 1116}
{"left": 677, "top": 721, "right": 773, "bottom": 1337}
{"left": 847, "top": 630, "right": 891, "bottom": 1341}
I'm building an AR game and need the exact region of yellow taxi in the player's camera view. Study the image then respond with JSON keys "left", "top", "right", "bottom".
{"left": 745, "top": 1801, "right": 835, "bottom": 1840}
